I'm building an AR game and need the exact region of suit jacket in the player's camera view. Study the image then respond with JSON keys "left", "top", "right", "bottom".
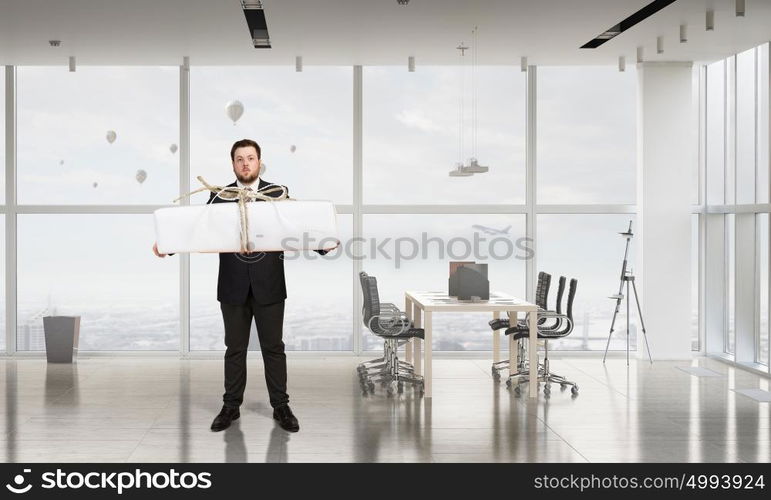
{"left": 207, "top": 178, "right": 289, "bottom": 305}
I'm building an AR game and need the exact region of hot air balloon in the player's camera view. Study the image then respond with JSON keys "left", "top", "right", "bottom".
{"left": 225, "top": 100, "right": 244, "bottom": 125}
{"left": 169, "top": 143, "right": 178, "bottom": 154}
{"left": 135, "top": 169, "right": 147, "bottom": 184}
{"left": 259, "top": 163, "right": 267, "bottom": 175}
{"left": 106, "top": 130, "right": 117, "bottom": 144}
{"left": 59, "top": 160, "right": 64, "bottom": 165}
{"left": 92, "top": 182, "right": 98, "bottom": 188}
{"left": 290, "top": 145, "right": 296, "bottom": 153}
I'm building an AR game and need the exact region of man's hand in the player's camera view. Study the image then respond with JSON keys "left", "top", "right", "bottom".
{"left": 153, "top": 242, "right": 167, "bottom": 258}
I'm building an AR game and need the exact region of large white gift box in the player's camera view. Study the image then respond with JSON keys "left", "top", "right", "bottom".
{"left": 154, "top": 200, "right": 339, "bottom": 254}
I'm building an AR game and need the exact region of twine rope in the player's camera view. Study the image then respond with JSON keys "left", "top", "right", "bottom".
{"left": 173, "top": 175, "right": 290, "bottom": 253}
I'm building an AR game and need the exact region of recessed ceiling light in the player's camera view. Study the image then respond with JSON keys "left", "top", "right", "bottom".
{"left": 240, "top": 0, "right": 271, "bottom": 49}
{"left": 706, "top": 10, "right": 715, "bottom": 31}
{"left": 581, "top": 0, "right": 677, "bottom": 49}
{"left": 736, "top": 0, "right": 745, "bottom": 17}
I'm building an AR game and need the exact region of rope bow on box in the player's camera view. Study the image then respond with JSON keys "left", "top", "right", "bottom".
{"left": 173, "top": 175, "right": 290, "bottom": 254}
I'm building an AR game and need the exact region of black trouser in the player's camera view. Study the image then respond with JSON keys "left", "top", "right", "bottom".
{"left": 220, "top": 288, "right": 288, "bottom": 409}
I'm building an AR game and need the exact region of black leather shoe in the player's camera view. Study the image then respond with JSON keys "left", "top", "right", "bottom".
{"left": 273, "top": 404, "right": 299, "bottom": 432}
{"left": 211, "top": 405, "right": 240, "bottom": 432}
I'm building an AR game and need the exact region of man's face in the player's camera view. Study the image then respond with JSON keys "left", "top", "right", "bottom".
{"left": 232, "top": 146, "right": 261, "bottom": 184}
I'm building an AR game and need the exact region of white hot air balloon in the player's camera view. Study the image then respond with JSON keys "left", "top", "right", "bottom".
{"left": 259, "top": 162, "right": 267, "bottom": 175}
{"left": 169, "top": 143, "right": 178, "bottom": 154}
{"left": 59, "top": 160, "right": 64, "bottom": 166}
{"left": 92, "top": 182, "right": 98, "bottom": 188}
{"left": 225, "top": 100, "right": 244, "bottom": 125}
{"left": 106, "top": 130, "right": 117, "bottom": 144}
{"left": 135, "top": 169, "right": 147, "bottom": 185}
{"left": 290, "top": 144, "right": 296, "bottom": 153}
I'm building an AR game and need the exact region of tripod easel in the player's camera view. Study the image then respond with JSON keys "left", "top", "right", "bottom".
{"left": 602, "top": 220, "right": 653, "bottom": 366}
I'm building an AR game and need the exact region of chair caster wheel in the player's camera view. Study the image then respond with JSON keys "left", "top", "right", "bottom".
{"left": 571, "top": 386, "right": 579, "bottom": 396}
{"left": 397, "top": 382, "right": 404, "bottom": 394}
{"left": 513, "top": 385, "right": 521, "bottom": 396}
{"left": 505, "top": 379, "right": 512, "bottom": 389}
{"left": 367, "top": 383, "right": 375, "bottom": 392}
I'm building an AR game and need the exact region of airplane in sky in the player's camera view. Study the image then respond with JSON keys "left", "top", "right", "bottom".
{"left": 471, "top": 224, "right": 512, "bottom": 235}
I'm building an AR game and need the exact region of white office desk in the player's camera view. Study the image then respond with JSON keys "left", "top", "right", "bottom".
{"left": 403, "top": 291, "right": 539, "bottom": 398}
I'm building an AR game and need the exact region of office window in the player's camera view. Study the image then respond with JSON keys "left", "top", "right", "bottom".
{"left": 692, "top": 214, "right": 700, "bottom": 351}
{"left": 190, "top": 66, "right": 352, "bottom": 204}
{"left": 537, "top": 67, "right": 636, "bottom": 204}
{"left": 190, "top": 215, "right": 353, "bottom": 351}
{"left": 706, "top": 60, "right": 725, "bottom": 205}
{"left": 725, "top": 57, "right": 737, "bottom": 205}
{"left": 0, "top": 219, "right": 4, "bottom": 353}
{"left": 1, "top": 76, "right": 4, "bottom": 204}
{"left": 759, "top": 44, "right": 770, "bottom": 204}
{"left": 361, "top": 214, "right": 526, "bottom": 351}
{"left": 16, "top": 215, "right": 178, "bottom": 350}
{"left": 727, "top": 214, "right": 735, "bottom": 355}
{"left": 736, "top": 48, "right": 756, "bottom": 204}
{"left": 17, "top": 67, "right": 179, "bottom": 205}
{"left": 759, "top": 214, "right": 769, "bottom": 366}
{"left": 363, "top": 67, "right": 526, "bottom": 204}
{"left": 537, "top": 214, "right": 637, "bottom": 350}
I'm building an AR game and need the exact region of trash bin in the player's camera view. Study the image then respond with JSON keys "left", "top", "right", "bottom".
{"left": 43, "top": 316, "right": 80, "bottom": 363}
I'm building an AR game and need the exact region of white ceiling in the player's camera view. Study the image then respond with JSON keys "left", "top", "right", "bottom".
{"left": 0, "top": 0, "right": 769, "bottom": 66}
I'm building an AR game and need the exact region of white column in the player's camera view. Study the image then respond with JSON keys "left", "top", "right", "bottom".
{"left": 637, "top": 62, "right": 694, "bottom": 359}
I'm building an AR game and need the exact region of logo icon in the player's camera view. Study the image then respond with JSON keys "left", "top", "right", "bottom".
{"left": 6, "top": 469, "right": 32, "bottom": 494}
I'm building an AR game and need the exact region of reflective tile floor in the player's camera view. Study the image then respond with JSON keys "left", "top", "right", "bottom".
{"left": 0, "top": 356, "right": 769, "bottom": 463}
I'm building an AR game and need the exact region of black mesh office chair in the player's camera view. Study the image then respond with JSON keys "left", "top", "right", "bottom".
{"left": 505, "top": 278, "right": 579, "bottom": 397}
{"left": 488, "top": 271, "right": 552, "bottom": 379}
{"left": 358, "top": 271, "right": 424, "bottom": 396}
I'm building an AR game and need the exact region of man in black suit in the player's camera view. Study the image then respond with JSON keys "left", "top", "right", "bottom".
{"left": 154, "top": 139, "right": 332, "bottom": 433}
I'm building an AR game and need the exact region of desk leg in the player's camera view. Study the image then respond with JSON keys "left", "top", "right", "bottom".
{"left": 509, "top": 312, "right": 516, "bottom": 379}
{"left": 492, "top": 311, "right": 500, "bottom": 365}
{"left": 405, "top": 296, "right": 413, "bottom": 365}
{"left": 412, "top": 305, "right": 422, "bottom": 376}
{"left": 424, "top": 311, "right": 432, "bottom": 398}
{"left": 528, "top": 309, "right": 537, "bottom": 398}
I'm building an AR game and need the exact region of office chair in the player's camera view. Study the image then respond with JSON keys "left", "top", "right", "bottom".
{"left": 357, "top": 271, "right": 425, "bottom": 397}
{"left": 505, "top": 278, "right": 579, "bottom": 397}
{"left": 488, "top": 271, "right": 552, "bottom": 379}
{"left": 356, "top": 272, "right": 408, "bottom": 377}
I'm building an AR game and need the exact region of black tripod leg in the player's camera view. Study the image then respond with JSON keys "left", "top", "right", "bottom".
{"left": 631, "top": 279, "right": 653, "bottom": 364}
{"left": 603, "top": 296, "right": 623, "bottom": 363}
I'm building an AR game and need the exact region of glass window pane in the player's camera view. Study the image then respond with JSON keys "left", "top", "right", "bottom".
{"left": 758, "top": 44, "right": 770, "bottom": 204}
{"left": 727, "top": 214, "right": 735, "bottom": 354}
{"left": 190, "top": 66, "right": 352, "bottom": 204}
{"left": 726, "top": 56, "right": 736, "bottom": 205}
{"left": 361, "top": 214, "right": 527, "bottom": 351}
{"left": 190, "top": 215, "right": 353, "bottom": 351}
{"left": 0, "top": 219, "right": 4, "bottom": 352}
{"left": 363, "top": 67, "right": 526, "bottom": 204}
{"left": 706, "top": 61, "right": 725, "bottom": 204}
{"left": 692, "top": 214, "right": 700, "bottom": 351}
{"left": 759, "top": 214, "right": 769, "bottom": 366}
{"left": 537, "top": 67, "right": 636, "bottom": 204}
{"left": 17, "top": 67, "right": 179, "bottom": 205}
{"left": 736, "top": 48, "right": 756, "bottom": 204}
{"left": 537, "top": 214, "right": 637, "bottom": 350}
{"left": 16, "top": 215, "right": 178, "bottom": 350}
{"left": 1, "top": 72, "right": 4, "bottom": 204}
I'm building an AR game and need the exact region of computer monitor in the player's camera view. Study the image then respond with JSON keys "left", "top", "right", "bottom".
{"left": 448, "top": 262, "right": 489, "bottom": 300}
